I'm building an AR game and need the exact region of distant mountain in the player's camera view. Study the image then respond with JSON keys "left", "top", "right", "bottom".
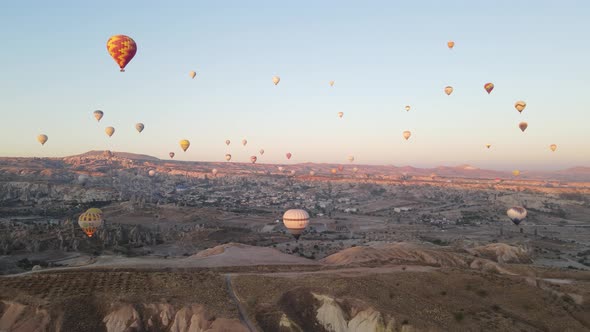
{"left": 67, "top": 150, "right": 160, "bottom": 161}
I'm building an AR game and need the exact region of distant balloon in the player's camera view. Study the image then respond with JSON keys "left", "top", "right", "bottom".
{"left": 282, "top": 209, "right": 310, "bottom": 240}
{"left": 286, "top": 152, "right": 292, "bottom": 160}
{"left": 290, "top": 170, "right": 296, "bottom": 175}
{"left": 225, "top": 154, "right": 232, "bottom": 161}
{"left": 242, "top": 139, "right": 247, "bottom": 146}
{"left": 405, "top": 105, "right": 411, "bottom": 112}
{"left": 148, "top": 169, "right": 156, "bottom": 177}
{"left": 507, "top": 207, "right": 527, "bottom": 225}
{"left": 272, "top": 76, "right": 280, "bottom": 85}
{"left": 550, "top": 144, "right": 557, "bottom": 152}
{"left": 403, "top": 131, "right": 411, "bottom": 140}
{"left": 135, "top": 123, "right": 144, "bottom": 133}
{"left": 93, "top": 110, "right": 104, "bottom": 122}
{"left": 169, "top": 152, "right": 175, "bottom": 159}
{"left": 447, "top": 41, "right": 455, "bottom": 49}
{"left": 512, "top": 169, "right": 520, "bottom": 177}
{"left": 329, "top": 80, "right": 335, "bottom": 87}
{"left": 430, "top": 173, "right": 437, "bottom": 180}
{"left": 352, "top": 167, "right": 359, "bottom": 173}
{"left": 78, "top": 209, "right": 103, "bottom": 237}
{"left": 78, "top": 174, "right": 89, "bottom": 185}
{"left": 225, "top": 140, "right": 231, "bottom": 146}
{"left": 486, "top": 144, "right": 491, "bottom": 149}
{"left": 338, "top": 165, "right": 344, "bottom": 172}
{"left": 348, "top": 156, "right": 354, "bottom": 162}
{"left": 259, "top": 149, "right": 265, "bottom": 155}
{"left": 250, "top": 156, "right": 257, "bottom": 164}
{"left": 519, "top": 122, "right": 528, "bottom": 132}
{"left": 37, "top": 134, "right": 48, "bottom": 146}
{"left": 212, "top": 168, "right": 218, "bottom": 176}
{"left": 331, "top": 168, "right": 337, "bottom": 174}
{"left": 179, "top": 139, "right": 190, "bottom": 152}
{"left": 309, "top": 170, "right": 316, "bottom": 176}
{"left": 278, "top": 166, "right": 284, "bottom": 172}
{"left": 338, "top": 112, "right": 344, "bottom": 119}
{"left": 484, "top": 83, "right": 494, "bottom": 94}
{"left": 444, "top": 86, "right": 454, "bottom": 95}
{"left": 106, "top": 35, "right": 137, "bottom": 72}
{"left": 189, "top": 71, "right": 196, "bottom": 79}
{"left": 105, "top": 127, "right": 115, "bottom": 137}
{"left": 515, "top": 101, "right": 526, "bottom": 113}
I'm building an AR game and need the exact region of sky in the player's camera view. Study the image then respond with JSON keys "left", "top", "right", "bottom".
{"left": 0, "top": 0, "right": 589, "bottom": 170}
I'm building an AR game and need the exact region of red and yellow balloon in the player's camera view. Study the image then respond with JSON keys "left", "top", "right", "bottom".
{"left": 106, "top": 35, "right": 137, "bottom": 72}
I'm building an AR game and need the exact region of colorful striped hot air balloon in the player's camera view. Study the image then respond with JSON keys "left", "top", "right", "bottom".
{"left": 283, "top": 209, "right": 310, "bottom": 240}
{"left": 106, "top": 35, "right": 137, "bottom": 72}
{"left": 78, "top": 209, "right": 104, "bottom": 237}
{"left": 484, "top": 83, "right": 494, "bottom": 94}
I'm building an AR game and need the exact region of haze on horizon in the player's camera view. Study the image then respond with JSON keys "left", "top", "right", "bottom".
{"left": 1, "top": 1, "right": 589, "bottom": 171}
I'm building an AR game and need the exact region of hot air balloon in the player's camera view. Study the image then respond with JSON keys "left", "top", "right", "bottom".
{"left": 507, "top": 207, "right": 527, "bottom": 225}
{"left": 515, "top": 101, "right": 526, "bottom": 113}
{"left": 212, "top": 168, "right": 218, "bottom": 176}
{"left": 242, "top": 139, "right": 247, "bottom": 146}
{"left": 259, "top": 149, "right": 265, "bottom": 155}
{"left": 135, "top": 123, "right": 144, "bottom": 133}
{"left": 444, "top": 86, "right": 454, "bottom": 95}
{"left": 309, "top": 170, "right": 316, "bottom": 176}
{"left": 405, "top": 105, "right": 411, "bottom": 112}
{"left": 169, "top": 152, "right": 175, "bottom": 159}
{"left": 331, "top": 168, "right": 337, "bottom": 174}
{"left": 148, "top": 170, "right": 156, "bottom": 177}
{"left": 225, "top": 140, "right": 231, "bottom": 146}
{"left": 250, "top": 156, "right": 257, "bottom": 164}
{"left": 430, "top": 173, "right": 437, "bottom": 180}
{"left": 484, "top": 83, "right": 494, "bottom": 94}
{"left": 278, "top": 166, "right": 284, "bottom": 172}
{"left": 105, "top": 127, "right": 115, "bottom": 137}
{"left": 352, "top": 167, "right": 359, "bottom": 173}
{"left": 519, "top": 122, "right": 528, "bottom": 132}
{"left": 189, "top": 71, "right": 196, "bottom": 79}
{"left": 290, "top": 170, "right": 296, "bottom": 175}
{"left": 106, "top": 35, "right": 137, "bottom": 72}
{"left": 347, "top": 156, "right": 354, "bottom": 162}
{"left": 94, "top": 110, "right": 104, "bottom": 122}
{"left": 512, "top": 170, "right": 520, "bottom": 177}
{"left": 329, "top": 80, "right": 335, "bottom": 87}
{"left": 286, "top": 153, "right": 292, "bottom": 160}
{"left": 337, "top": 112, "right": 344, "bottom": 118}
{"left": 403, "top": 131, "right": 411, "bottom": 140}
{"left": 180, "top": 139, "right": 190, "bottom": 152}
{"left": 78, "top": 174, "right": 89, "bottom": 186}
{"left": 37, "top": 134, "right": 48, "bottom": 146}
{"left": 78, "top": 209, "right": 103, "bottom": 238}
{"left": 225, "top": 154, "right": 232, "bottom": 161}
{"left": 282, "top": 209, "right": 310, "bottom": 240}
{"left": 486, "top": 144, "right": 491, "bottom": 149}
{"left": 550, "top": 144, "right": 557, "bottom": 152}
{"left": 272, "top": 76, "right": 280, "bottom": 85}
{"left": 447, "top": 41, "right": 455, "bottom": 49}
{"left": 337, "top": 165, "right": 344, "bottom": 172}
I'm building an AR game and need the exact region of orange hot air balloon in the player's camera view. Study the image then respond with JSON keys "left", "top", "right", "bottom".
{"left": 78, "top": 209, "right": 103, "bottom": 238}
{"left": 447, "top": 41, "right": 455, "bottom": 49}
{"left": 286, "top": 152, "right": 292, "bottom": 160}
{"left": 331, "top": 168, "right": 337, "bottom": 174}
{"left": 512, "top": 169, "right": 520, "bottom": 177}
{"left": 486, "top": 144, "right": 491, "bottom": 149}
{"left": 484, "top": 83, "right": 494, "bottom": 94}
{"left": 550, "top": 144, "right": 557, "bottom": 152}
{"left": 519, "top": 122, "right": 528, "bottom": 132}
{"left": 106, "top": 35, "right": 137, "bottom": 72}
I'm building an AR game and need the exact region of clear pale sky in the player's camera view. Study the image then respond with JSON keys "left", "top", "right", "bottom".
{"left": 1, "top": 0, "right": 589, "bottom": 170}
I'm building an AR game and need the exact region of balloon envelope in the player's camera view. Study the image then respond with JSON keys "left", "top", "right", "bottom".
{"left": 259, "top": 149, "right": 265, "bottom": 155}
{"left": 37, "top": 134, "right": 48, "bottom": 145}
{"left": 403, "top": 131, "right": 411, "bottom": 140}
{"left": 519, "top": 122, "right": 528, "bottom": 132}
{"left": 486, "top": 144, "right": 491, "bottom": 149}
{"left": 225, "top": 154, "right": 232, "bottom": 161}
{"left": 512, "top": 170, "right": 520, "bottom": 177}
{"left": 272, "top": 76, "right": 280, "bottom": 85}
{"left": 94, "top": 110, "right": 104, "bottom": 122}
{"left": 169, "top": 152, "right": 175, "bottom": 159}
{"left": 105, "top": 127, "right": 115, "bottom": 137}
{"left": 179, "top": 139, "right": 190, "bottom": 152}
{"left": 329, "top": 80, "right": 335, "bottom": 87}
{"left": 242, "top": 139, "right": 247, "bottom": 146}
{"left": 225, "top": 140, "right": 231, "bottom": 146}
{"left": 78, "top": 210, "right": 103, "bottom": 237}
{"left": 135, "top": 123, "right": 144, "bottom": 133}
{"left": 405, "top": 105, "right": 411, "bottom": 112}
{"left": 250, "top": 156, "right": 257, "bottom": 164}
{"left": 447, "top": 41, "right": 455, "bottom": 49}
{"left": 148, "top": 170, "right": 156, "bottom": 177}
{"left": 286, "top": 153, "right": 292, "bottom": 160}
{"left": 515, "top": 101, "right": 526, "bottom": 113}
{"left": 550, "top": 144, "right": 557, "bottom": 152}
{"left": 507, "top": 207, "right": 527, "bottom": 225}
{"left": 444, "top": 86, "right": 454, "bottom": 95}
{"left": 189, "top": 71, "right": 196, "bottom": 79}
{"left": 282, "top": 209, "right": 310, "bottom": 240}
{"left": 484, "top": 83, "right": 494, "bottom": 94}
{"left": 338, "top": 112, "right": 344, "bottom": 118}
{"left": 106, "top": 35, "right": 137, "bottom": 72}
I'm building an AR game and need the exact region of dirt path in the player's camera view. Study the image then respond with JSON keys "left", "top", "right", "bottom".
{"left": 225, "top": 274, "right": 258, "bottom": 332}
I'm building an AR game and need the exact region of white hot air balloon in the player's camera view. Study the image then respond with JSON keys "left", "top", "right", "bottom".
{"left": 272, "top": 76, "right": 280, "bottom": 85}
{"left": 507, "top": 207, "right": 527, "bottom": 225}
{"left": 282, "top": 209, "right": 310, "bottom": 240}
{"left": 225, "top": 154, "right": 232, "bottom": 161}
